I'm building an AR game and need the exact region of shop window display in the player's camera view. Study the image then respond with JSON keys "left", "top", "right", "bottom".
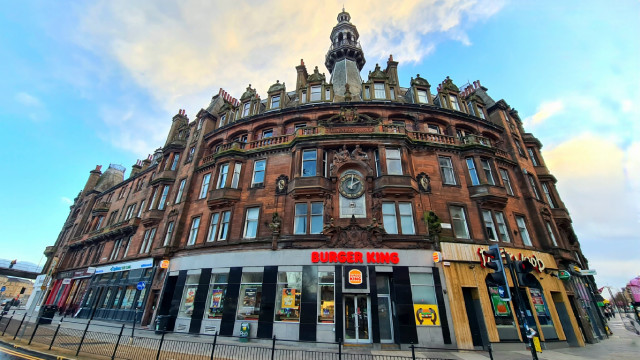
{"left": 410, "top": 273, "right": 440, "bottom": 326}
{"left": 318, "top": 271, "right": 335, "bottom": 323}
{"left": 205, "top": 273, "right": 229, "bottom": 319}
{"left": 179, "top": 274, "right": 201, "bottom": 318}
{"left": 237, "top": 272, "right": 263, "bottom": 320}
{"left": 274, "top": 271, "right": 302, "bottom": 322}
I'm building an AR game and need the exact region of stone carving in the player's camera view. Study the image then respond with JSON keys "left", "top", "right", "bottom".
{"left": 275, "top": 175, "right": 289, "bottom": 195}
{"left": 320, "top": 107, "right": 381, "bottom": 126}
{"left": 322, "top": 216, "right": 385, "bottom": 248}
{"left": 329, "top": 145, "right": 373, "bottom": 176}
{"left": 417, "top": 172, "right": 431, "bottom": 193}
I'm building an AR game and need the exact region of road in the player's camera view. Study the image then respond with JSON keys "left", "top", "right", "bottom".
{"left": 0, "top": 344, "right": 55, "bottom": 360}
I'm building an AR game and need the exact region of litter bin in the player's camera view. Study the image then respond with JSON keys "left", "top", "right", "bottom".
{"left": 239, "top": 322, "right": 250, "bottom": 342}
{"left": 155, "top": 315, "right": 170, "bottom": 334}
{"left": 39, "top": 305, "right": 58, "bottom": 324}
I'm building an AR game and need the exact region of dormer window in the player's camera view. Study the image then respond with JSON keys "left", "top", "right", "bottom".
{"left": 262, "top": 129, "right": 274, "bottom": 138}
{"left": 197, "top": 118, "right": 204, "bottom": 130}
{"left": 467, "top": 102, "right": 476, "bottom": 116}
{"left": 374, "top": 83, "right": 385, "bottom": 99}
{"left": 310, "top": 86, "right": 321, "bottom": 101}
{"left": 417, "top": 90, "right": 428, "bottom": 103}
{"left": 301, "top": 91, "right": 307, "bottom": 103}
{"left": 220, "top": 114, "right": 227, "bottom": 127}
{"left": 389, "top": 87, "right": 395, "bottom": 100}
{"left": 449, "top": 95, "right": 460, "bottom": 110}
{"left": 242, "top": 102, "right": 250, "bottom": 117}
{"left": 477, "top": 106, "right": 486, "bottom": 120}
{"left": 427, "top": 124, "right": 441, "bottom": 134}
{"left": 364, "top": 86, "right": 371, "bottom": 99}
{"left": 325, "top": 88, "right": 331, "bottom": 100}
{"left": 271, "top": 95, "right": 280, "bottom": 109}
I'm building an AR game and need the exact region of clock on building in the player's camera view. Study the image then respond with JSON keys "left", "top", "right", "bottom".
{"left": 339, "top": 172, "right": 365, "bottom": 199}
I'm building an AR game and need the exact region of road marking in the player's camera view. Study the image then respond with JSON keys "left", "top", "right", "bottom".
{"left": 0, "top": 345, "right": 44, "bottom": 360}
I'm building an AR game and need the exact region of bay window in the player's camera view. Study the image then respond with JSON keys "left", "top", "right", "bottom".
{"left": 466, "top": 158, "right": 480, "bottom": 186}
{"left": 217, "top": 164, "right": 228, "bottom": 189}
{"left": 199, "top": 173, "right": 211, "bottom": 199}
{"left": 386, "top": 148, "right": 402, "bottom": 175}
{"left": 302, "top": 149, "right": 317, "bottom": 177}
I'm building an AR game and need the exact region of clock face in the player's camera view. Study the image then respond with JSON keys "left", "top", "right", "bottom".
{"left": 339, "top": 173, "right": 365, "bottom": 199}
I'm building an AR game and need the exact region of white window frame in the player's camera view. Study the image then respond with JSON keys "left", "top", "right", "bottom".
{"left": 294, "top": 202, "right": 323, "bottom": 235}
{"left": 449, "top": 95, "right": 460, "bottom": 110}
{"left": 163, "top": 221, "right": 174, "bottom": 246}
{"left": 480, "top": 159, "right": 495, "bottom": 185}
{"left": 271, "top": 95, "right": 280, "bottom": 109}
{"left": 499, "top": 169, "right": 514, "bottom": 196}
{"left": 300, "top": 90, "right": 307, "bottom": 103}
{"left": 374, "top": 82, "right": 385, "bottom": 99}
{"left": 528, "top": 148, "right": 539, "bottom": 166}
{"left": 439, "top": 156, "right": 456, "bottom": 185}
{"left": 207, "top": 213, "right": 220, "bottom": 242}
{"left": 417, "top": 90, "right": 428, "bottom": 103}
{"left": 252, "top": 160, "right": 266, "bottom": 187}
{"left": 217, "top": 164, "right": 229, "bottom": 189}
{"left": 386, "top": 148, "right": 402, "bottom": 175}
{"left": 515, "top": 216, "right": 532, "bottom": 246}
{"left": 170, "top": 153, "right": 180, "bottom": 171}
{"left": 231, "top": 163, "right": 242, "bottom": 189}
{"left": 188, "top": 217, "right": 201, "bottom": 246}
{"left": 158, "top": 185, "right": 170, "bottom": 210}
{"left": 482, "top": 210, "right": 498, "bottom": 241}
{"left": 137, "top": 200, "right": 145, "bottom": 217}
{"left": 495, "top": 212, "right": 510, "bottom": 243}
{"left": 262, "top": 129, "right": 273, "bottom": 138}
{"left": 175, "top": 179, "right": 186, "bottom": 204}
{"left": 302, "top": 149, "right": 317, "bottom": 177}
{"left": 218, "top": 211, "right": 231, "bottom": 241}
{"left": 466, "top": 158, "right": 480, "bottom": 186}
{"left": 242, "top": 102, "right": 251, "bottom": 117}
{"left": 477, "top": 106, "right": 486, "bottom": 120}
{"left": 467, "top": 102, "right": 476, "bottom": 116}
{"left": 310, "top": 86, "right": 321, "bottom": 101}
{"left": 528, "top": 175, "right": 541, "bottom": 200}
{"left": 149, "top": 187, "right": 158, "bottom": 210}
{"left": 450, "top": 206, "right": 470, "bottom": 239}
{"left": 325, "top": 87, "right": 331, "bottom": 100}
{"left": 545, "top": 221, "right": 558, "bottom": 246}
{"left": 542, "top": 183, "right": 556, "bottom": 208}
{"left": 200, "top": 173, "right": 211, "bottom": 199}
{"left": 243, "top": 207, "right": 260, "bottom": 239}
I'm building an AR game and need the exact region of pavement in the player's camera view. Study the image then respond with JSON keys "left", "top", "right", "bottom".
{"left": 0, "top": 310, "right": 638, "bottom": 360}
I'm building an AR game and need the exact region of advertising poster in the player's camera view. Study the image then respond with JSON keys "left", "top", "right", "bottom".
{"left": 183, "top": 286, "right": 197, "bottom": 315}
{"left": 529, "top": 288, "right": 546, "bottom": 316}
{"left": 413, "top": 304, "right": 440, "bottom": 326}
{"left": 281, "top": 288, "right": 296, "bottom": 309}
{"left": 489, "top": 287, "right": 511, "bottom": 316}
{"left": 242, "top": 288, "right": 257, "bottom": 309}
{"left": 210, "top": 288, "right": 224, "bottom": 309}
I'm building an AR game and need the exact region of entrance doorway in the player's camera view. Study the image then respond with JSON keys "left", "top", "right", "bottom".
{"left": 344, "top": 295, "right": 371, "bottom": 343}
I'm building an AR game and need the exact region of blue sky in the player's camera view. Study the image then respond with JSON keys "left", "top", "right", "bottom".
{"left": 1, "top": 1, "right": 638, "bottom": 291}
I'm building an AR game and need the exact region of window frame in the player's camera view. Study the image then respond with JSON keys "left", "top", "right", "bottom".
{"left": 175, "top": 178, "right": 187, "bottom": 204}
{"left": 374, "top": 82, "right": 385, "bottom": 99}
{"left": 158, "top": 185, "right": 170, "bottom": 210}
{"left": 385, "top": 148, "right": 403, "bottom": 175}
{"left": 480, "top": 159, "right": 496, "bottom": 185}
{"left": 217, "top": 163, "right": 229, "bottom": 189}
{"left": 294, "top": 202, "right": 324, "bottom": 235}
{"left": 527, "top": 148, "right": 540, "bottom": 166}
{"left": 438, "top": 156, "right": 456, "bottom": 185}
{"left": 417, "top": 89, "right": 428, "bottom": 104}
{"left": 481, "top": 209, "right": 499, "bottom": 241}
{"left": 187, "top": 216, "right": 201, "bottom": 246}
{"left": 494, "top": 211, "right": 511, "bottom": 243}
{"left": 466, "top": 158, "right": 480, "bottom": 186}
{"left": 243, "top": 207, "right": 260, "bottom": 239}
{"left": 199, "top": 173, "right": 211, "bottom": 199}
{"left": 251, "top": 159, "right": 266, "bottom": 188}
{"left": 499, "top": 169, "right": 514, "bottom": 196}
{"left": 302, "top": 149, "right": 317, "bottom": 177}
{"left": 163, "top": 221, "right": 175, "bottom": 246}
{"left": 527, "top": 174, "right": 541, "bottom": 200}
{"left": 271, "top": 95, "right": 280, "bottom": 109}
{"left": 310, "top": 86, "right": 321, "bottom": 101}
{"left": 545, "top": 221, "right": 558, "bottom": 246}
{"left": 515, "top": 215, "right": 532, "bottom": 246}
{"left": 242, "top": 102, "right": 251, "bottom": 117}
{"left": 542, "top": 182, "right": 557, "bottom": 208}
{"left": 449, "top": 205, "right": 471, "bottom": 239}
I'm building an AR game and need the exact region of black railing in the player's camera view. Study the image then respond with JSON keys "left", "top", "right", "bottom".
{"left": 0, "top": 313, "right": 498, "bottom": 360}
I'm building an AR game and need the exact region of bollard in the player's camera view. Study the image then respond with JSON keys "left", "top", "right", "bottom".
{"left": 210, "top": 331, "right": 218, "bottom": 360}
{"left": 271, "top": 335, "right": 276, "bottom": 360}
{"left": 155, "top": 330, "right": 166, "bottom": 360}
{"left": 338, "top": 338, "right": 342, "bottom": 360}
{"left": 111, "top": 324, "right": 125, "bottom": 360}
{"left": 28, "top": 320, "right": 41, "bottom": 345}
{"left": 410, "top": 343, "right": 416, "bottom": 360}
{"left": 13, "top": 313, "right": 27, "bottom": 340}
{"left": 49, "top": 320, "right": 62, "bottom": 350}
{"left": 2, "top": 316, "right": 13, "bottom": 336}
{"left": 488, "top": 343, "right": 494, "bottom": 360}
{"left": 76, "top": 320, "right": 91, "bottom": 356}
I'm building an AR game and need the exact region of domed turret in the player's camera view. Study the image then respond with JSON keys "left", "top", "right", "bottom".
{"left": 325, "top": 8, "right": 366, "bottom": 101}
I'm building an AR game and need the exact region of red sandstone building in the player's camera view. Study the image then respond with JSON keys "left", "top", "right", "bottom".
{"left": 38, "top": 9, "right": 607, "bottom": 350}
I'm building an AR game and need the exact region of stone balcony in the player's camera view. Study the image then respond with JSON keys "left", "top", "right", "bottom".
{"left": 151, "top": 169, "right": 177, "bottom": 184}
{"left": 44, "top": 245, "right": 57, "bottom": 257}
{"left": 207, "top": 187, "right": 242, "bottom": 210}
{"left": 468, "top": 184, "right": 509, "bottom": 207}
{"left": 141, "top": 209, "right": 165, "bottom": 226}
{"left": 373, "top": 175, "right": 418, "bottom": 197}
{"left": 289, "top": 176, "right": 333, "bottom": 199}
{"left": 92, "top": 201, "right": 111, "bottom": 214}
{"left": 551, "top": 247, "right": 577, "bottom": 263}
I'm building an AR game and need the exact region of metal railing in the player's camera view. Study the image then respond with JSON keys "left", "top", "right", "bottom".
{"left": 0, "top": 313, "right": 475, "bottom": 360}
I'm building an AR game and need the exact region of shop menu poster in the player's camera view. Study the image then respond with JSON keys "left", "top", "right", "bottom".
{"left": 529, "top": 288, "right": 547, "bottom": 316}
{"left": 184, "top": 287, "right": 197, "bottom": 315}
{"left": 413, "top": 304, "right": 440, "bottom": 326}
{"left": 210, "top": 288, "right": 224, "bottom": 309}
{"left": 243, "top": 288, "right": 257, "bottom": 310}
{"left": 489, "top": 286, "right": 511, "bottom": 316}
{"left": 281, "top": 288, "right": 296, "bottom": 309}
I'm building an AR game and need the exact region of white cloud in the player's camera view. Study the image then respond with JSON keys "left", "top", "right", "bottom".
{"left": 75, "top": 0, "right": 504, "bottom": 112}
{"left": 15, "top": 92, "right": 43, "bottom": 107}
{"left": 543, "top": 134, "right": 640, "bottom": 289}
{"left": 524, "top": 100, "right": 564, "bottom": 128}
{"left": 61, "top": 197, "right": 73, "bottom": 205}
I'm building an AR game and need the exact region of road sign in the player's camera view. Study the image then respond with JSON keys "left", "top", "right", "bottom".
{"left": 0, "top": 286, "right": 5, "bottom": 292}
{"left": 136, "top": 281, "right": 146, "bottom": 291}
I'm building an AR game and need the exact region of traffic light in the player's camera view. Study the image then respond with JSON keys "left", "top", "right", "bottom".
{"left": 515, "top": 259, "right": 537, "bottom": 287}
{"left": 9, "top": 259, "right": 17, "bottom": 269}
{"left": 485, "top": 244, "right": 511, "bottom": 301}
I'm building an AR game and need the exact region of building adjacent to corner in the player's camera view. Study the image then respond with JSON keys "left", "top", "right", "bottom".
{"left": 39, "top": 8, "right": 607, "bottom": 351}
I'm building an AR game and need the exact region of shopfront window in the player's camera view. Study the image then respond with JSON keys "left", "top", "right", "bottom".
{"left": 205, "top": 273, "right": 228, "bottom": 319}
{"left": 318, "top": 272, "right": 335, "bottom": 323}
{"left": 410, "top": 273, "right": 440, "bottom": 326}
{"left": 179, "top": 274, "right": 200, "bottom": 318}
{"left": 376, "top": 275, "right": 394, "bottom": 341}
{"left": 529, "top": 287, "right": 558, "bottom": 339}
{"left": 136, "top": 287, "right": 147, "bottom": 309}
{"left": 486, "top": 276, "right": 518, "bottom": 340}
{"left": 237, "top": 272, "right": 263, "bottom": 320}
{"left": 274, "top": 271, "right": 302, "bottom": 322}
{"left": 111, "top": 287, "right": 123, "bottom": 309}
{"left": 101, "top": 288, "right": 113, "bottom": 308}
{"left": 121, "top": 285, "right": 137, "bottom": 310}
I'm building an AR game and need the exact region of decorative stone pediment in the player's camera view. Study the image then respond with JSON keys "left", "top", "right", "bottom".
{"left": 307, "top": 66, "right": 326, "bottom": 83}
{"left": 440, "top": 76, "right": 459, "bottom": 93}
{"left": 322, "top": 216, "right": 386, "bottom": 248}
{"left": 240, "top": 85, "right": 257, "bottom": 101}
{"left": 319, "top": 107, "right": 381, "bottom": 126}
{"left": 411, "top": 74, "right": 430, "bottom": 87}
{"left": 368, "top": 63, "right": 387, "bottom": 80}
{"left": 329, "top": 145, "right": 373, "bottom": 176}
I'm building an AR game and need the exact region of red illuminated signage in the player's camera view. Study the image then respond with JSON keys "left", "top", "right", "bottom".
{"left": 311, "top": 251, "right": 399, "bottom": 264}
{"left": 477, "top": 247, "right": 546, "bottom": 273}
